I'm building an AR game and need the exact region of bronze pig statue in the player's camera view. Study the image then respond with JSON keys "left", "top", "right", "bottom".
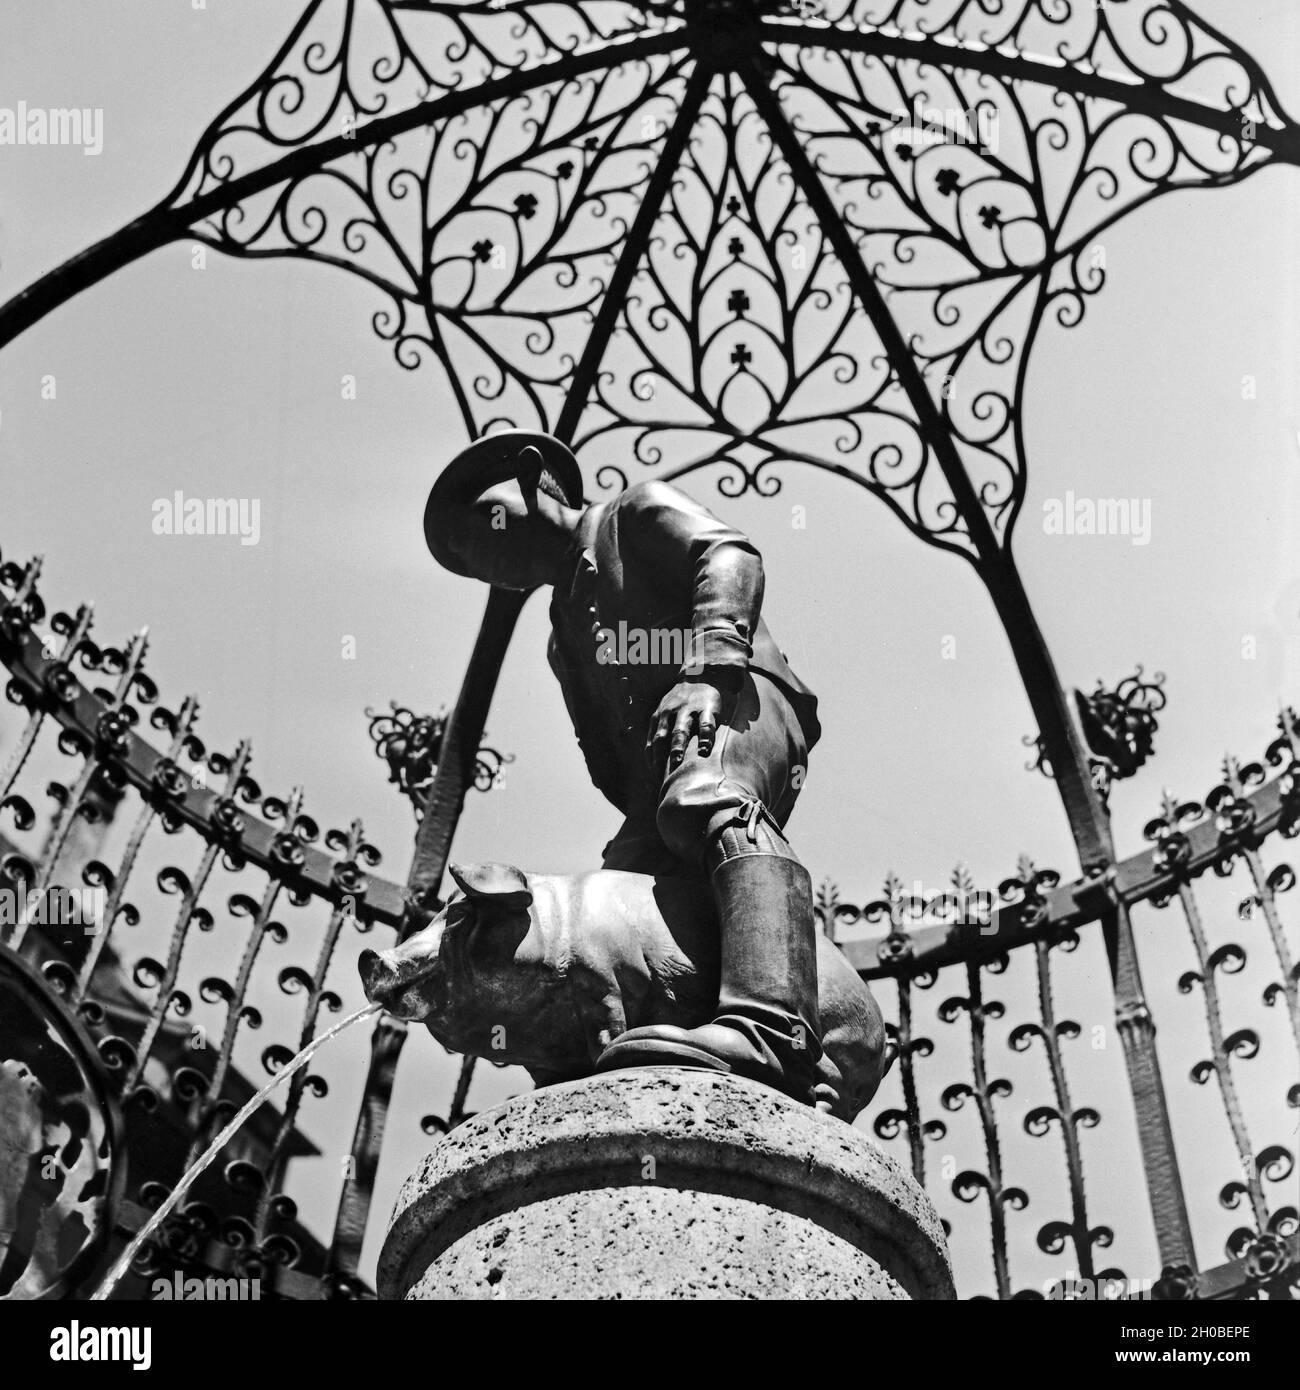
{"left": 359, "top": 862, "right": 889, "bottom": 1123}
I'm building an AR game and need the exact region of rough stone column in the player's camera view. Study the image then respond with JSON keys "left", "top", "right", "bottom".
{"left": 379, "top": 1068, "right": 954, "bottom": 1300}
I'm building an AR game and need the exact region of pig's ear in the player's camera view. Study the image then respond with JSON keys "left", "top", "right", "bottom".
{"left": 448, "top": 862, "right": 533, "bottom": 908}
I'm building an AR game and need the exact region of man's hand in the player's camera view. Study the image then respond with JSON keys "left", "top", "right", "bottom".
{"left": 646, "top": 674, "right": 740, "bottom": 774}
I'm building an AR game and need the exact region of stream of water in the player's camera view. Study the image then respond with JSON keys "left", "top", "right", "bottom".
{"left": 90, "top": 1000, "right": 383, "bottom": 1301}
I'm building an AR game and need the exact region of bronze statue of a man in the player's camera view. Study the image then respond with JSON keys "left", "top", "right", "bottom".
{"left": 424, "top": 431, "right": 825, "bottom": 1104}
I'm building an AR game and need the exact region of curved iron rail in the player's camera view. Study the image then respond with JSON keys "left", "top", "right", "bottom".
{"left": 4, "top": 537, "right": 1294, "bottom": 974}
{"left": 0, "top": 618, "right": 406, "bottom": 928}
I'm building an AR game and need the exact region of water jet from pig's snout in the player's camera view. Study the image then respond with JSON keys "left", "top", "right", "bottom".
{"left": 90, "top": 1000, "right": 381, "bottom": 1301}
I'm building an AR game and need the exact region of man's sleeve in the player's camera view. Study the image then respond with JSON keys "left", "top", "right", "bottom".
{"left": 620, "top": 482, "right": 764, "bottom": 681}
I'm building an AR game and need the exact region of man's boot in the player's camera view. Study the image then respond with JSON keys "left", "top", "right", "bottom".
{"left": 595, "top": 808, "right": 823, "bottom": 1104}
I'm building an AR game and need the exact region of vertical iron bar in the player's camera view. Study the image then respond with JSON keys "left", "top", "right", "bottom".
{"left": 896, "top": 976, "right": 927, "bottom": 1185}
{"left": 77, "top": 694, "right": 201, "bottom": 1001}
{"left": 122, "top": 740, "right": 251, "bottom": 1092}
{"left": 446, "top": 1054, "right": 477, "bottom": 1129}
{"left": 965, "top": 961, "right": 1012, "bottom": 1300}
{"left": 255, "top": 821, "right": 369, "bottom": 1242}
{"left": 0, "top": 595, "right": 90, "bottom": 802}
{"left": 1238, "top": 845, "right": 1300, "bottom": 1064}
{"left": 1174, "top": 872, "right": 1270, "bottom": 1232}
{"left": 183, "top": 789, "right": 303, "bottom": 1167}
{"left": 403, "top": 587, "right": 530, "bottom": 915}
{"left": 14, "top": 628, "right": 150, "bottom": 950}
{"left": 1032, "top": 938, "right": 1096, "bottom": 1279}
{"left": 323, "top": 1015, "right": 406, "bottom": 1296}
{"left": 1109, "top": 896, "right": 1197, "bottom": 1270}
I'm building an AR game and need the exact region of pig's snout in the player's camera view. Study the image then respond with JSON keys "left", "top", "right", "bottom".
{"left": 358, "top": 947, "right": 433, "bottom": 1022}
{"left": 358, "top": 948, "right": 391, "bottom": 998}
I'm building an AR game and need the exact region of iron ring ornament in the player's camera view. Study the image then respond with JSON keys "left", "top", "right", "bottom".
{"left": 366, "top": 703, "right": 512, "bottom": 814}
{"left": 0, "top": 949, "right": 126, "bottom": 1300}
{"left": 1028, "top": 667, "right": 1166, "bottom": 797}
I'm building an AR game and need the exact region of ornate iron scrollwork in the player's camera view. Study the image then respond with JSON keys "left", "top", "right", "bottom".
{"left": 1075, "top": 669, "right": 1167, "bottom": 795}
{"left": 366, "top": 703, "right": 511, "bottom": 816}
{"left": 1029, "top": 667, "right": 1166, "bottom": 799}
{"left": 65, "top": 0, "right": 1275, "bottom": 562}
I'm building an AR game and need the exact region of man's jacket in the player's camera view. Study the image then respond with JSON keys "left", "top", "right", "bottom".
{"left": 547, "top": 480, "right": 821, "bottom": 813}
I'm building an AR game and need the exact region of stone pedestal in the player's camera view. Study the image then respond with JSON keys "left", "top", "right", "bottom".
{"left": 379, "top": 1068, "right": 954, "bottom": 1300}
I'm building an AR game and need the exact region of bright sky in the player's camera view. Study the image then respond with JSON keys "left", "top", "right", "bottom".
{"left": 2, "top": 1, "right": 1297, "bottom": 1297}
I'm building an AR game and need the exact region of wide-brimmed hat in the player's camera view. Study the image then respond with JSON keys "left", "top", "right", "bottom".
{"left": 423, "top": 431, "right": 585, "bottom": 577}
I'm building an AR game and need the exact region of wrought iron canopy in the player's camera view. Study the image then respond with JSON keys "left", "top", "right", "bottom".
{"left": 94, "top": 0, "right": 1298, "bottom": 567}
{"left": 1, "top": 2, "right": 1296, "bottom": 566}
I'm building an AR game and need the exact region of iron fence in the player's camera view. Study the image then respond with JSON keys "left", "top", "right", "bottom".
{"left": 0, "top": 542, "right": 1295, "bottom": 1300}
